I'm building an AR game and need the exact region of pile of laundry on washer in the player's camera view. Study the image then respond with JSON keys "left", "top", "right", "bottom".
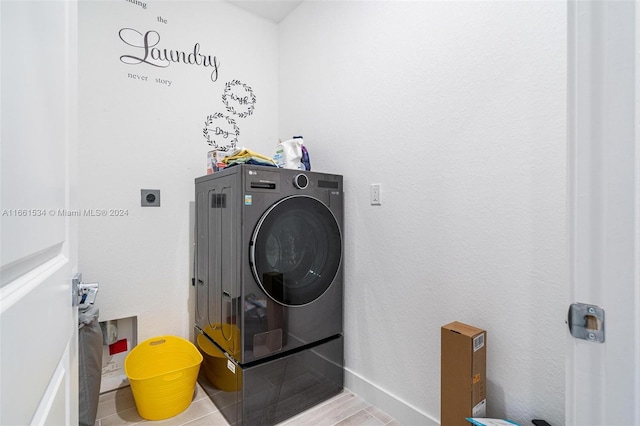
{"left": 207, "top": 136, "right": 310, "bottom": 173}
{"left": 222, "top": 148, "right": 277, "bottom": 167}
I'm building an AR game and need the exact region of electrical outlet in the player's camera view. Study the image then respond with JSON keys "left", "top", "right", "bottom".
{"left": 370, "top": 183, "right": 381, "bottom": 205}
{"left": 141, "top": 189, "right": 160, "bottom": 207}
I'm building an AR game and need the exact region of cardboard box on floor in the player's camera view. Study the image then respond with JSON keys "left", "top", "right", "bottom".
{"left": 441, "top": 321, "right": 487, "bottom": 426}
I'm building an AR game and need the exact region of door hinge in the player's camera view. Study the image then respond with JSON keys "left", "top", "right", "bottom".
{"left": 568, "top": 303, "right": 605, "bottom": 343}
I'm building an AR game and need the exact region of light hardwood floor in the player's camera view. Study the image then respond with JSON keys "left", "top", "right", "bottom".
{"left": 95, "top": 383, "right": 400, "bottom": 426}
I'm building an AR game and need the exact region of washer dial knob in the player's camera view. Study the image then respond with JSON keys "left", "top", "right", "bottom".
{"left": 293, "top": 173, "right": 309, "bottom": 189}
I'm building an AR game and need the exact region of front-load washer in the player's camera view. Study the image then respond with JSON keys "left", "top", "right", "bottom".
{"left": 193, "top": 165, "right": 344, "bottom": 425}
{"left": 193, "top": 164, "right": 344, "bottom": 364}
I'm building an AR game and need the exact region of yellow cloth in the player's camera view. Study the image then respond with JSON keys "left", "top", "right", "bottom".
{"left": 222, "top": 148, "right": 275, "bottom": 165}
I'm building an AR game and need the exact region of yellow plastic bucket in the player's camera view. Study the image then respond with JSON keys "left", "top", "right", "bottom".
{"left": 200, "top": 323, "right": 241, "bottom": 359}
{"left": 124, "top": 336, "right": 203, "bottom": 420}
{"left": 197, "top": 333, "right": 241, "bottom": 392}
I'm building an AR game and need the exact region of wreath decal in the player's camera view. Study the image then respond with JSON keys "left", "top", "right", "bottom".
{"left": 222, "top": 80, "right": 256, "bottom": 119}
{"left": 202, "top": 80, "right": 257, "bottom": 149}
{"left": 202, "top": 112, "right": 240, "bottom": 151}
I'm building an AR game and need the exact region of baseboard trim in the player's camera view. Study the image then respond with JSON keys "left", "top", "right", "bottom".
{"left": 344, "top": 367, "right": 439, "bottom": 425}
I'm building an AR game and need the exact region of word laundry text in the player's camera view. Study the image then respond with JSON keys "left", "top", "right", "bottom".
{"left": 119, "top": 28, "right": 220, "bottom": 82}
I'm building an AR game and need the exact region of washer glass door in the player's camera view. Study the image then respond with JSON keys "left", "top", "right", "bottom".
{"left": 250, "top": 195, "right": 342, "bottom": 306}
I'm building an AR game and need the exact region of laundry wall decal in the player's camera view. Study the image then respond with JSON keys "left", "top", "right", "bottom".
{"left": 119, "top": 28, "right": 221, "bottom": 82}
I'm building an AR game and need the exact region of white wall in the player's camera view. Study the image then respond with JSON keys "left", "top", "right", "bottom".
{"left": 77, "top": 1, "right": 278, "bottom": 341}
{"left": 279, "top": 2, "right": 567, "bottom": 425}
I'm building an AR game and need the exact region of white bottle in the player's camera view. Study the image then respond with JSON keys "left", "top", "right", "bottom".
{"left": 273, "top": 138, "right": 303, "bottom": 169}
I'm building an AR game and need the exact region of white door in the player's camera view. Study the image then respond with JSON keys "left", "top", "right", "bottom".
{"left": 567, "top": 1, "right": 640, "bottom": 424}
{"left": 0, "top": 1, "right": 79, "bottom": 425}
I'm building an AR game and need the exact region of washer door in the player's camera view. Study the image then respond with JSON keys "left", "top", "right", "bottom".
{"left": 250, "top": 195, "right": 342, "bottom": 306}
